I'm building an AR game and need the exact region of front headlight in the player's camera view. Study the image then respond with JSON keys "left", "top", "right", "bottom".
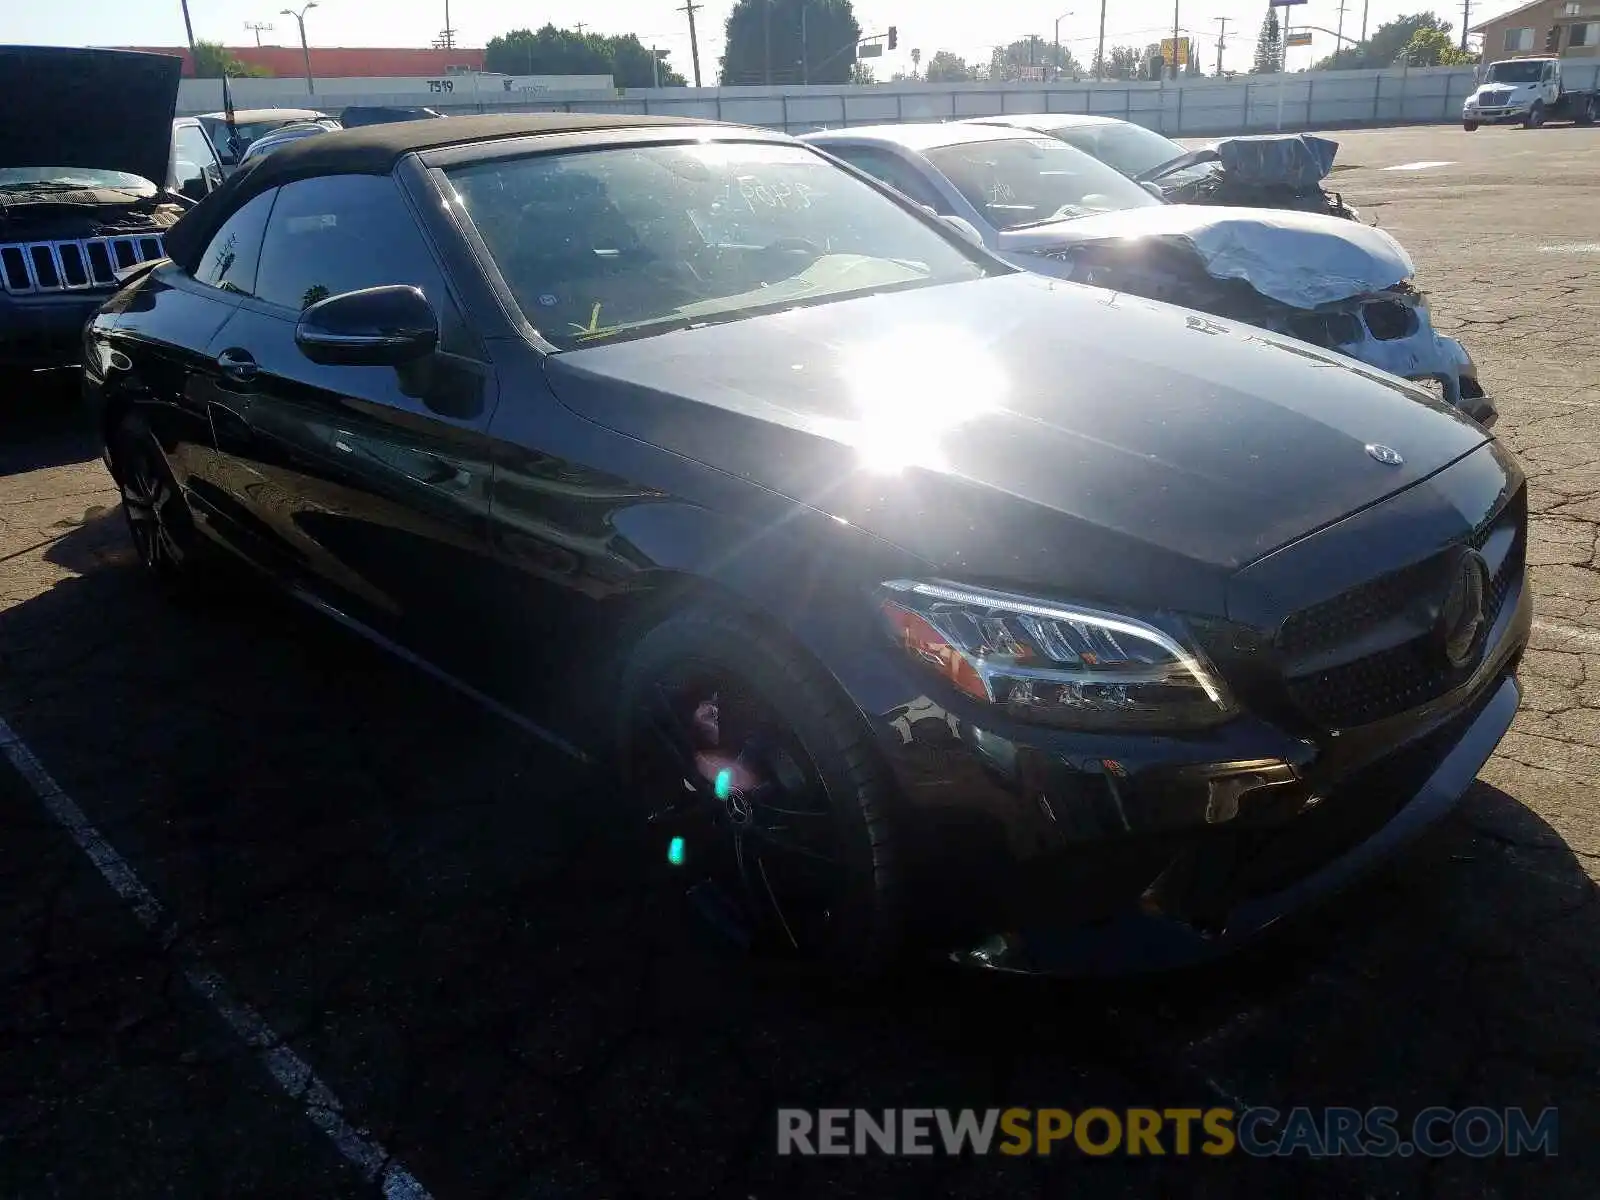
{"left": 878, "top": 580, "right": 1237, "bottom": 731}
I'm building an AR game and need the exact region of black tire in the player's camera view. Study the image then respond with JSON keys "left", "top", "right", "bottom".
{"left": 616, "top": 605, "right": 906, "bottom": 973}
{"left": 1524, "top": 102, "right": 1545, "bottom": 129}
{"left": 1578, "top": 97, "right": 1597, "bottom": 126}
{"left": 1463, "top": 121, "right": 1479, "bottom": 132}
{"left": 108, "top": 410, "right": 206, "bottom": 593}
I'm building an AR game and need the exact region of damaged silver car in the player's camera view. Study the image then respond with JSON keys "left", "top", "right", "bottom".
{"left": 803, "top": 123, "right": 1491, "bottom": 426}
{"left": 970, "top": 115, "right": 1360, "bottom": 222}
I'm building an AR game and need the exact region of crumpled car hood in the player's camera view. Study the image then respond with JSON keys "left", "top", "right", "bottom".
{"left": 998, "top": 204, "right": 1415, "bottom": 308}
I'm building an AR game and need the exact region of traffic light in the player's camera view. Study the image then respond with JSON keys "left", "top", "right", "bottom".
{"left": 888, "top": 26, "right": 898, "bottom": 51}
{"left": 1546, "top": 25, "right": 1561, "bottom": 52}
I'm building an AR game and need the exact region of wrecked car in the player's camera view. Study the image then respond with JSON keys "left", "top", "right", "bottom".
{"left": 804, "top": 123, "right": 1490, "bottom": 425}
{"left": 969, "top": 115, "right": 1359, "bottom": 222}
{"left": 197, "top": 107, "right": 334, "bottom": 174}
{"left": 1, "top": 45, "right": 185, "bottom": 376}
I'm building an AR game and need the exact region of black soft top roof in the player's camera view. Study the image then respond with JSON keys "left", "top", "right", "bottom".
{"left": 164, "top": 112, "right": 722, "bottom": 273}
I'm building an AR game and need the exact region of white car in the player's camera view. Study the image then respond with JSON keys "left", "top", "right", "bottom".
{"left": 803, "top": 123, "right": 1491, "bottom": 424}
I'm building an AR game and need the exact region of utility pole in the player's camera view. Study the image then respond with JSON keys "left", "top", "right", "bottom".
{"left": 245, "top": 20, "right": 274, "bottom": 46}
{"left": 1171, "top": 0, "right": 1181, "bottom": 79}
{"left": 1334, "top": 0, "right": 1348, "bottom": 52}
{"left": 1095, "top": 0, "right": 1107, "bottom": 78}
{"left": 679, "top": 0, "right": 703, "bottom": 86}
{"left": 574, "top": 22, "right": 587, "bottom": 35}
{"left": 1460, "top": 0, "right": 1472, "bottom": 50}
{"left": 1361, "top": 0, "right": 1371, "bottom": 43}
{"left": 801, "top": 2, "right": 809, "bottom": 84}
{"left": 651, "top": 44, "right": 661, "bottom": 87}
{"left": 763, "top": 0, "right": 772, "bottom": 84}
{"left": 1214, "top": 15, "right": 1229, "bottom": 75}
{"left": 178, "top": 0, "right": 198, "bottom": 58}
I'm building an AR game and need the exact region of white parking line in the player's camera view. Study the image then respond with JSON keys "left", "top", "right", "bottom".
{"left": 1381, "top": 160, "right": 1455, "bottom": 171}
{"left": 0, "top": 717, "right": 435, "bottom": 1200}
{"left": 1538, "top": 243, "right": 1600, "bottom": 254}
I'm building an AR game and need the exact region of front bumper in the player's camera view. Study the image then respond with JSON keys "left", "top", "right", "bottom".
{"left": 0, "top": 291, "right": 106, "bottom": 370}
{"left": 867, "top": 453, "right": 1529, "bottom": 976}
{"left": 1465, "top": 104, "right": 1529, "bottom": 124}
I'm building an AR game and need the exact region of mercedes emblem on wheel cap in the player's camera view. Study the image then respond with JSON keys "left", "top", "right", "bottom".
{"left": 1365, "top": 443, "right": 1405, "bottom": 466}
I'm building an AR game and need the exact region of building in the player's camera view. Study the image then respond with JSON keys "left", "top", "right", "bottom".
{"left": 1471, "top": 0, "right": 1600, "bottom": 65}
{"left": 116, "top": 45, "right": 487, "bottom": 78}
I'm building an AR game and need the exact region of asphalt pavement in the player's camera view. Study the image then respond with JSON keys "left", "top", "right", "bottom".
{"left": 2, "top": 124, "right": 1597, "bottom": 1198}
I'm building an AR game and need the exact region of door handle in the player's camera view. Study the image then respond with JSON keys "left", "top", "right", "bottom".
{"left": 216, "top": 347, "right": 258, "bottom": 384}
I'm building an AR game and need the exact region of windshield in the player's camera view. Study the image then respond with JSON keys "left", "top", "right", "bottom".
{"left": 923, "top": 137, "right": 1161, "bottom": 231}
{"left": 0, "top": 167, "right": 155, "bottom": 193}
{"left": 446, "top": 141, "right": 993, "bottom": 351}
{"left": 1045, "top": 121, "right": 1190, "bottom": 180}
{"left": 1486, "top": 61, "right": 1545, "bottom": 84}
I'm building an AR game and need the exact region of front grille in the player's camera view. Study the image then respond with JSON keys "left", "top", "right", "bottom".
{"left": 1279, "top": 486, "right": 1526, "bottom": 730}
{"left": 0, "top": 233, "right": 165, "bottom": 295}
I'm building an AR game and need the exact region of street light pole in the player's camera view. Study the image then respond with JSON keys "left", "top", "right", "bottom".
{"left": 178, "top": 0, "right": 198, "bottom": 58}
{"left": 280, "top": 2, "right": 318, "bottom": 95}
{"left": 1054, "top": 11, "right": 1073, "bottom": 81}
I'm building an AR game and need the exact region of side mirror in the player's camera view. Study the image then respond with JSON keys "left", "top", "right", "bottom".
{"left": 939, "top": 214, "right": 986, "bottom": 247}
{"left": 295, "top": 284, "right": 439, "bottom": 367}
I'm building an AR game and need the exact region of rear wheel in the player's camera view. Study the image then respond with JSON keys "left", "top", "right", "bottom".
{"left": 617, "top": 607, "right": 905, "bottom": 972}
{"left": 1578, "top": 97, "right": 1597, "bottom": 126}
{"left": 110, "top": 412, "right": 204, "bottom": 590}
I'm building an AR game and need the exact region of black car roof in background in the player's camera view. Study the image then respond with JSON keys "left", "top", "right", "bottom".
{"left": 164, "top": 112, "right": 729, "bottom": 273}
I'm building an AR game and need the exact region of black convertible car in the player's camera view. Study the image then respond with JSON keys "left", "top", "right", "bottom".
{"left": 83, "top": 115, "right": 1529, "bottom": 975}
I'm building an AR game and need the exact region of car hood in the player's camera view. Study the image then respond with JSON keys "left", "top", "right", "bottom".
{"left": 0, "top": 46, "right": 182, "bottom": 187}
{"left": 1472, "top": 81, "right": 1538, "bottom": 97}
{"left": 544, "top": 273, "right": 1488, "bottom": 611}
{"left": 997, "top": 204, "right": 1415, "bottom": 308}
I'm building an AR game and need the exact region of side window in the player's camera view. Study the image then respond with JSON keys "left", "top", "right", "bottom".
{"left": 193, "top": 188, "right": 277, "bottom": 295}
{"left": 254, "top": 174, "right": 477, "bottom": 356}
{"left": 829, "top": 146, "right": 949, "bottom": 213}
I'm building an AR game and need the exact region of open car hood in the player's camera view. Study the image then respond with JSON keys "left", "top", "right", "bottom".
{"left": 999, "top": 204, "right": 1414, "bottom": 308}
{"left": 0, "top": 46, "right": 183, "bottom": 187}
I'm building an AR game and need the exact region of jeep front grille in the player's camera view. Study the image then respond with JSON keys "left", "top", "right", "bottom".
{"left": 0, "top": 234, "right": 166, "bottom": 295}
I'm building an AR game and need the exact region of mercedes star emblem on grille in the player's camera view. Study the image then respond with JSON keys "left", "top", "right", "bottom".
{"left": 1365, "top": 443, "right": 1405, "bottom": 466}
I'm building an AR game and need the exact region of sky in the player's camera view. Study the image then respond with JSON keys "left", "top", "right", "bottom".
{"left": 17, "top": 0, "right": 1526, "bottom": 81}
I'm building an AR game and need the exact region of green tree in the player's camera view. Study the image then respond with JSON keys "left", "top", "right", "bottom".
{"left": 924, "top": 50, "right": 972, "bottom": 83}
{"left": 484, "top": 25, "right": 685, "bottom": 87}
{"left": 1101, "top": 44, "right": 1143, "bottom": 80}
{"left": 192, "top": 40, "right": 270, "bottom": 78}
{"left": 1252, "top": 7, "right": 1283, "bottom": 74}
{"left": 1313, "top": 12, "right": 1459, "bottom": 70}
{"left": 1397, "top": 26, "right": 1479, "bottom": 65}
{"left": 986, "top": 36, "right": 1083, "bottom": 82}
{"left": 720, "top": 0, "right": 861, "bottom": 85}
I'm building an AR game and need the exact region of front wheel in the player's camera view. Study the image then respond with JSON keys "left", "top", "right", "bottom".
{"left": 1463, "top": 120, "right": 1479, "bottom": 132}
{"left": 616, "top": 607, "right": 906, "bottom": 972}
{"left": 1524, "top": 102, "right": 1546, "bottom": 129}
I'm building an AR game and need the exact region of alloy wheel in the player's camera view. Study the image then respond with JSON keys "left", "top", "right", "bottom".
{"left": 629, "top": 664, "right": 850, "bottom": 954}
{"left": 117, "top": 431, "right": 188, "bottom": 576}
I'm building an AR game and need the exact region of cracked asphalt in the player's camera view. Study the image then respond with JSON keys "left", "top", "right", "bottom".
{"left": 2, "top": 124, "right": 1596, "bottom": 1198}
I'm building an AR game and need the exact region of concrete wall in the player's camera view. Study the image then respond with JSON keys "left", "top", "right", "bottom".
{"left": 176, "top": 73, "right": 616, "bottom": 114}
{"left": 176, "top": 59, "right": 1600, "bottom": 136}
